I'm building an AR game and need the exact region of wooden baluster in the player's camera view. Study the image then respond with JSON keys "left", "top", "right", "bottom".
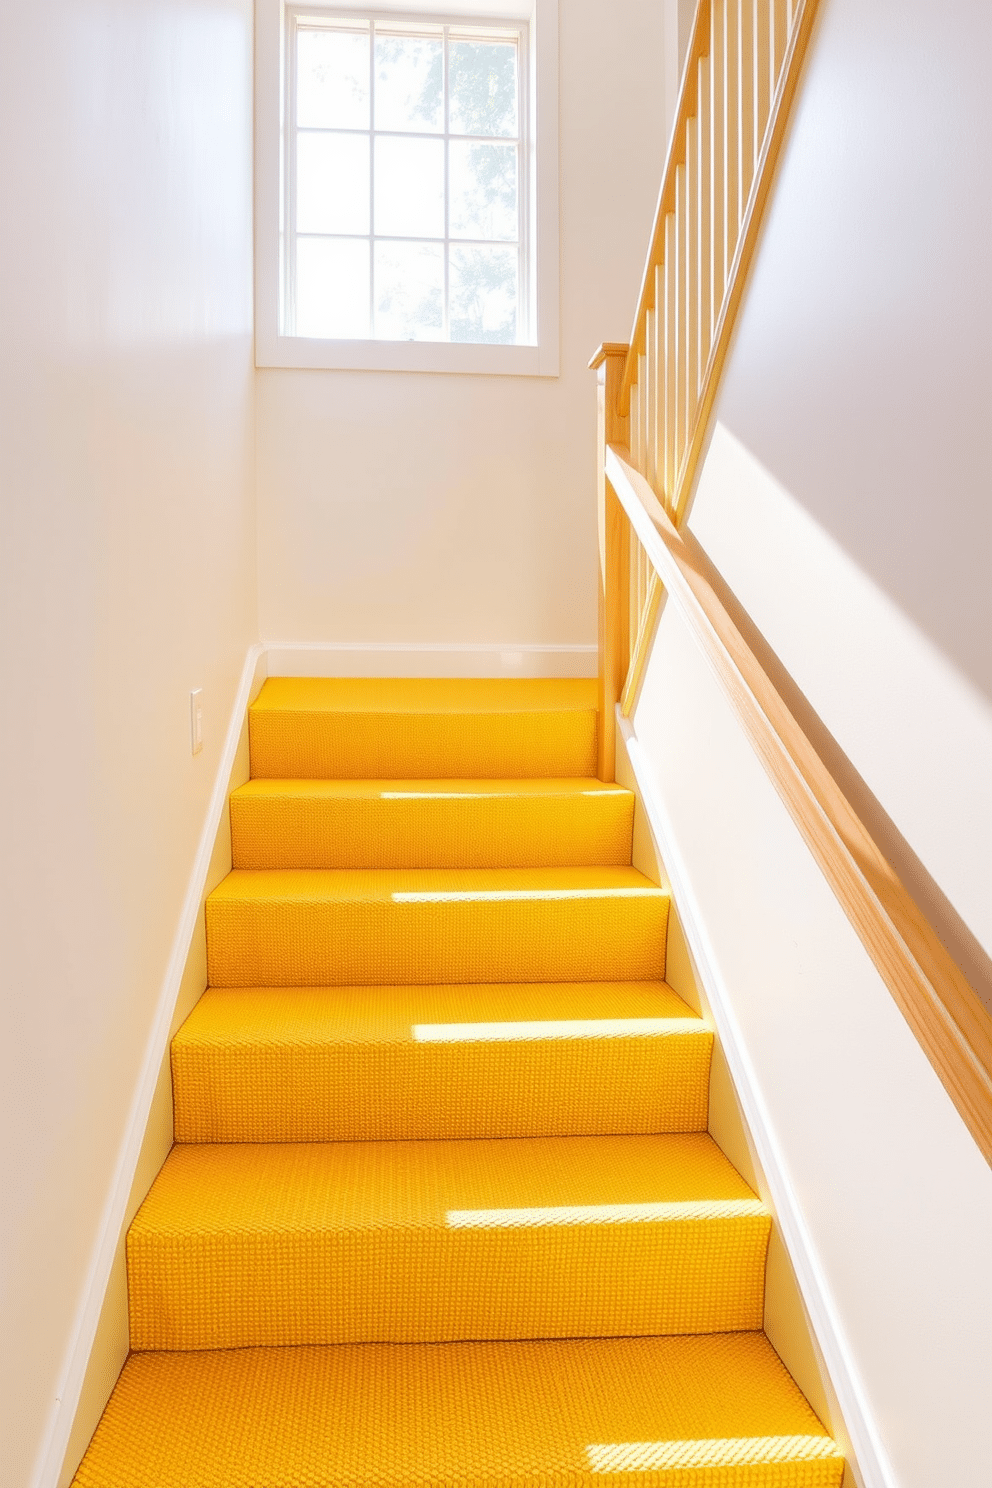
{"left": 738, "top": 0, "right": 755, "bottom": 224}
{"left": 755, "top": 0, "right": 772, "bottom": 158}
{"left": 723, "top": 0, "right": 740, "bottom": 279}
{"left": 642, "top": 540, "right": 648, "bottom": 633}
{"left": 644, "top": 309, "right": 656, "bottom": 491}
{"left": 697, "top": 56, "right": 713, "bottom": 393}
{"left": 638, "top": 354, "right": 648, "bottom": 472}
{"left": 710, "top": 2, "right": 727, "bottom": 321}
{"left": 631, "top": 540, "right": 639, "bottom": 669}
{"left": 636, "top": 538, "right": 645, "bottom": 666}
{"left": 592, "top": 344, "right": 629, "bottom": 781}
{"left": 651, "top": 264, "right": 666, "bottom": 505}
{"left": 674, "top": 162, "right": 688, "bottom": 484}
{"left": 685, "top": 112, "right": 700, "bottom": 436}
{"left": 772, "top": 0, "right": 788, "bottom": 79}
{"left": 663, "top": 215, "right": 678, "bottom": 504}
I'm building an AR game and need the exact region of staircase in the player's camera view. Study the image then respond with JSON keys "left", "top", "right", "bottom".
{"left": 72, "top": 677, "right": 843, "bottom": 1487}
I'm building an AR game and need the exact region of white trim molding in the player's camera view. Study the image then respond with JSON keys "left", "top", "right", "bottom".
{"left": 617, "top": 708, "right": 897, "bottom": 1488}
{"left": 254, "top": 0, "right": 560, "bottom": 376}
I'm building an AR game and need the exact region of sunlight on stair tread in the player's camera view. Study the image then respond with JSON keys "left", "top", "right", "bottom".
{"left": 393, "top": 886, "right": 662, "bottom": 903}
{"left": 446, "top": 1199, "right": 768, "bottom": 1227}
{"left": 412, "top": 1017, "right": 702, "bottom": 1041}
{"left": 586, "top": 1435, "right": 843, "bottom": 1472}
{"left": 378, "top": 787, "right": 624, "bottom": 799}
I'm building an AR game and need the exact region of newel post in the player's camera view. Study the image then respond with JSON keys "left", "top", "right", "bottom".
{"left": 589, "top": 343, "right": 630, "bottom": 782}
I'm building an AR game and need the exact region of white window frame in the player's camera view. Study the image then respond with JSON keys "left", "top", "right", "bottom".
{"left": 255, "top": 0, "right": 559, "bottom": 376}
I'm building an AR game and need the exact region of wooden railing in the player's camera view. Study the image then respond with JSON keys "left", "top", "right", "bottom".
{"left": 605, "top": 445, "right": 992, "bottom": 1166}
{"left": 592, "top": 0, "right": 820, "bottom": 776}
{"left": 591, "top": 0, "right": 992, "bottom": 1165}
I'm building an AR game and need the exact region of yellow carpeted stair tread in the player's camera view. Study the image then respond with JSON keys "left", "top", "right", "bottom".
{"left": 72, "top": 1333, "right": 844, "bottom": 1488}
{"left": 127, "top": 1132, "right": 770, "bottom": 1350}
{"left": 230, "top": 777, "right": 635, "bottom": 869}
{"left": 249, "top": 677, "right": 598, "bottom": 779}
{"left": 71, "top": 674, "right": 844, "bottom": 1482}
{"left": 172, "top": 981, "right": 712, "bottom": 1142}
{"left": 205, "top": 866, "right": 669, "bottom": 987}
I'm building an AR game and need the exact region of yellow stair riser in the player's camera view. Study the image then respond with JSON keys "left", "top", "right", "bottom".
{"left": 250, "top": 708, "right": 598, "bottom": 779}
{"left": 128, "top": 1216, "right": 768, "bottom": 1351}
{"left": 72, "top": 1335, "right": 845, "bottom": 1488}
{"left": 206, "top": 878, "right": 669, "bottom": 987}
{"left": 230, "top": 780, "right": 635, "bottom": 870}
{"left": 172, "top": 1031, "right": 712, "bottom": 1143}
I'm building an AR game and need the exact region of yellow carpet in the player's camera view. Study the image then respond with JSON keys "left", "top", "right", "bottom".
{"left": 73, "top": 1335, "right": 843, "bottom": 1488}
{"left": 205, "top": 865, "right": 669, "bottom": 987}
{"left": 72, "top": 676, "right": 843, "bottom": 1486}
{"left": 230, "top": 776, "right": 634, "bottom": 869}
{"left": 171, "top": 981, "right": 712, "bottom": 1142}
{"left": 127, "top": 1133, "right": 769, "bottom": 1350}
{"left": 249, "top": 677, "right": 599, "bottom": 779}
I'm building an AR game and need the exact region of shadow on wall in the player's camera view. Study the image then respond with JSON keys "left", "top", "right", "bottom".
{"left": 714, "top": 0, "right": 992, "bottom": 705}
{"left": 687, "top": 421, "right": 992, "bottom": 1020}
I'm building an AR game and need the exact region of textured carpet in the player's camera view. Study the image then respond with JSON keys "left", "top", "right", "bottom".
{"left": 171, "top": 981, "right": 712, "bottom": 1142}
{"left": 72, "top": 676, "right": 842, "bottom": 1486}
{"left": 230, "top": 776, "right": 634, "bottom": 869}
{"left": 74, "top": 1334, "right": 843, "bottom": 1487}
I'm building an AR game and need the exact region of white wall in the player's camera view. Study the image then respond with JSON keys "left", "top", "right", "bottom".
{"left": 0, "top": 3, "right": 257, "bottom": 1485}
{"left": 684, "top": 0, "right": 992, "bottom": 1005}
{"left": 631, "top": 0, "right": 992, "bottom": 1481}
{"left": 255, "top": 0, "right": 671, "bottom": 651}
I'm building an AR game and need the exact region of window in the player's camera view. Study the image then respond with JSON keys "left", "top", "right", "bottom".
{"left": 291, "top": 16, "right": 524, "bottom": 344}
{"left": 255, "top": 0, "right": 559, "bottom": 375}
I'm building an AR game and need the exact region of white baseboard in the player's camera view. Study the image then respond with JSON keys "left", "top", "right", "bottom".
{"left": 34, "top": 643, "right": 268, "bottom": 1488}
{"left": 617, "top": 709, "right": 896, "bottom": 1488}
{"left": 263, "top": 641, "right": 597, "bottom": 679}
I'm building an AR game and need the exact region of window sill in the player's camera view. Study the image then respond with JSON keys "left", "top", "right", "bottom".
{"left": 254, "top": 331, "right": 559, "bottom": 377}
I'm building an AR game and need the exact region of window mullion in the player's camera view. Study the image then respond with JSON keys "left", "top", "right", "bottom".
{"left": 517, "top": 134, "right": 524, "bottom": 344}
{"left": 369, "top": 21, "right": 376, "bottom": 338}
{"left": 517, "top": 27, "right": 527, "bottom": 343}
{"left": 287, "top": 17, "right": 299, "bottom": 336}
{"left": 443, "top": 25, "right": 450, "bottom": 342}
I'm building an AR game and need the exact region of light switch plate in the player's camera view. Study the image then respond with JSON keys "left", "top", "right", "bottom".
{"left": 190, "top": 689, "right": 203, "bottom": 755}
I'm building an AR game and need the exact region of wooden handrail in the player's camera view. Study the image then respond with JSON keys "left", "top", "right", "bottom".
{"left": 592, "top": 0, "right": 992, "bottom": 1165}
{"left": 606, "top": 442, "right": 992, "bottom": 1166}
